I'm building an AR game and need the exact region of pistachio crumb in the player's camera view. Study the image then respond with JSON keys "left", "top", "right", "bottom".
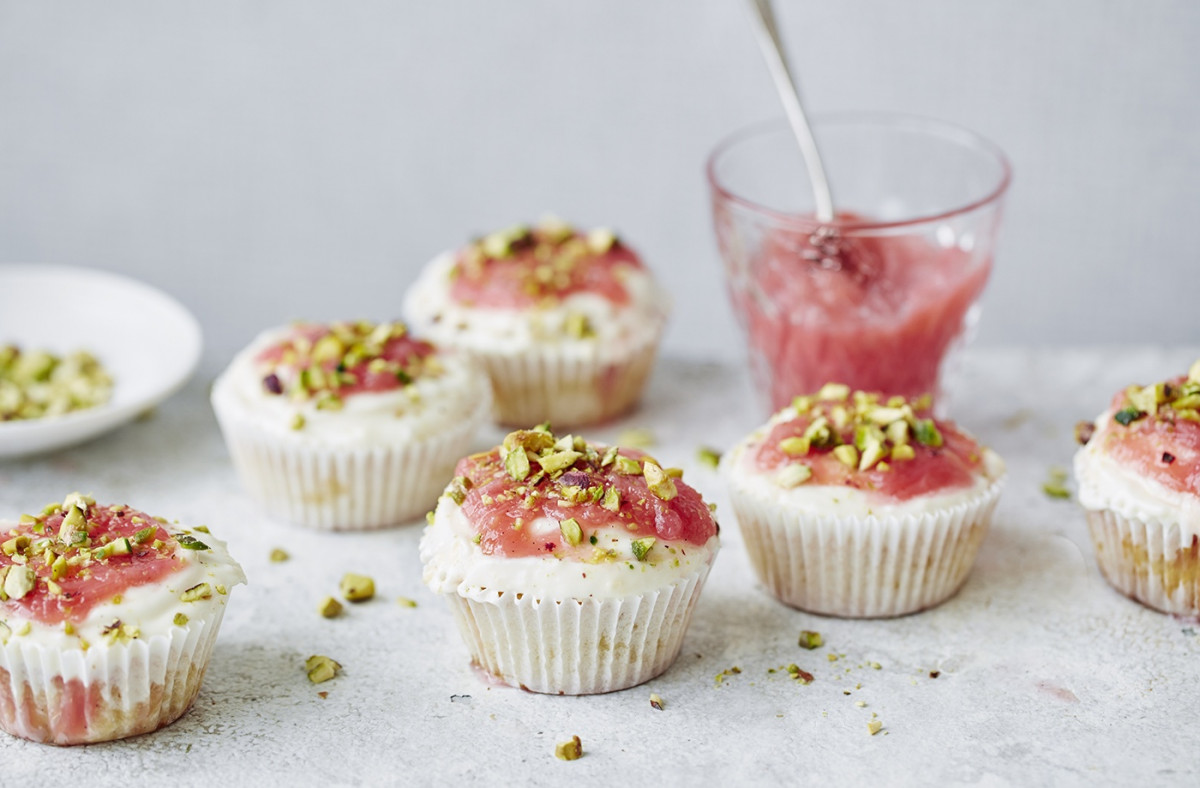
{"left": 554, "top": 735, "right": 583, "bottom": 761}
{"left": 649, "top": 693, "right": 664, "bottom": 711}
{"left": 559, "top": 518, "right": 584, "bottom": 546}
{"left": 696, "top": 446, "right": 721, "bottom": 469}
{"left": 340, "top": 573, "right": 375, "bottom": 603}
{"left": 396, "top": 596, "right": 418, "bottom": 608}
{"left": 867, "top": 719, "right": 883, "bottom": 736}
{"left": 318, "top": 596, "right": 344, "bottom": 618}
{"left": 798, "top": 630, "right": 824, "bottom": 650}
{"left": 173, "top": 613, "right": 189, "bottom": 627}
{"left": 305, "top": 655, "right": 341, "bottom": 684}
{"left": 269, "top": 548, "right": 290, "bottom": 562}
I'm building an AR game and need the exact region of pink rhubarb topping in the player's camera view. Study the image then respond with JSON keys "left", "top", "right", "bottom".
{"left": 254, "top": 320, "right": 438, "bottom": 403}
{"left": 444, "top": 427, "right": 717, "bottom": 560}
{"left": 448, "top": 220, "right": 643, "bottom": 309}
{"left": 0, "top": 495, "right": 193, "bottom": 626}
{"left": 1084, "top": 368, "right": 1200, "bottom": 495}
{"left": 749, "top": 384, "right": 988, "bottom": 502}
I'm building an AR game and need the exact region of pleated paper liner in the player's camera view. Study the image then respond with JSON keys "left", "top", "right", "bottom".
{"left": 0, "top": 605, "right": 227, "bottom": 745}
{"left": 1086, "top": 508, "right": 1200, "bottom": 616}
{"left": 731, "top": 480, "right": 1002, "bottom": 618}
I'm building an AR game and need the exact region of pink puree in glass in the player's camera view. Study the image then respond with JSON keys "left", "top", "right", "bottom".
{"left": 735, "top": 216, "right": 989, "bottom": 412}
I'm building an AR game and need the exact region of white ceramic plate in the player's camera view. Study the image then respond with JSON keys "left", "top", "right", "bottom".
{"left": 0, "top": 264, "right": 202, "bottom": 458}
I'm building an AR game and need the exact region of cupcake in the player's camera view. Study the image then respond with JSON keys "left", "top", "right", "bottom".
{"left": 211, "top": 320, "right": 491, "bottom": 530}
{"left": 420, "top": 425, "right": 719, "bottom": 694}
{"left": 403, "top": 217, "right": 668, "bottom": 427}
{"left": 723, "top": 384, "right": 1005, "bottom": 618}
{"left": 1074, "top": 361, "right": 1200, "bottom": 615}
{"left": 0, "top": 493, "right": 245, "bottom": 745}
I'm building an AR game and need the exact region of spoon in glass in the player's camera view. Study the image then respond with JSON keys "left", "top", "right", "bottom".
{"left": 745, "top": 0, "right": 835, "bottom": 223}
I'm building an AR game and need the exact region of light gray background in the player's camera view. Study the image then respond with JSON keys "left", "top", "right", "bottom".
{"left": 2, "top": 1, "right": 1197, "bottom": 367}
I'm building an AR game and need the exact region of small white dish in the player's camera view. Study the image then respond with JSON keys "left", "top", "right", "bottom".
{"left": 0, "top": 264, "right": 202, "bottom": 458}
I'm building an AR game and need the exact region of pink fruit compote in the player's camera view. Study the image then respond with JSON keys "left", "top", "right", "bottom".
{"left": 721, "top": 213, "right": 990, "bottom": 412}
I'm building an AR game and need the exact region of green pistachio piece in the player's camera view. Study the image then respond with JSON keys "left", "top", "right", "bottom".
{"left": 649, "top": 693, "right": 665, "bottom": 711}
{"left": 176, "top": 534, "right": 210, "bottom": 551}
{"left": 318, "top": 596, "right": 344, "bottom": 618}
{"left": 779, "top": 436, "right": 810, "bottom": 456}
{"left": 504, "top": 446, "right": 531, "bottom": 481}
{"left": 3, "top": 565, "right": 35, "bottom": 600}
{"left": 890, "top": 444, "right": 916, "bottom": 461}
{"left": 643, "top": 461, "right": 678, "bottom": 501}
{"left": 816, "top": 382, "right": 850, "bottom": 401}
{"left": 180, "top": 583, "right": 212, "bottom": 602}
{"left": 537, "top": 450, "right": 583, "bottom": 474}
{"left": 613, "top": 456, "right": 642, "bottom": 475}
{"left": 586, "top": 227, "right": 617, "bottom": 253}
{"left": 802, "top": 416, "right": 837, "bottom": 449}
{"left": 833, "top": 444, "right": 859, "bottom": 468}
{"left": 1113, "top": 407, "right": 1145, "bottom": 426}
{"left": 396, "top": 596, "right": 418, "bottom": 608}
{"left": 555, "top": 735, "right": 584, "bottom": 761}
{"left": 306, "top": 654, "right": 341, "bottom": 684}
{"left": 50, "top": 554, "right": 67, "bottom": 581}
{"left": 1, "top": 535, "right": 29, "bottom": 556}
{"left": 132, "top": 526, "right": 156, "bottom": 544}
{"left": 886, "top": 419, "right": 910, "bottom": 447}
{"left": 269, "top": 548, "right": 290, "bottom": 562}
{"left": 630, "top": 537, "right": 656, "bottom": 562}
{"left": 798, "top": 630, "right": 824, "bottom": 649}
{"left": 775, "top": 464, "right": 813, "bottom": 488}
{"left": 503, "top": 429, "right": 555, "bottom": 455}
{"left": 311, "top": 334, "right": 345, "bottom": 364}
{"left": 559, "top": 518, "right": 584, "bottom": 547}
{"left": 340, "top": 573, "right": 375, "bottom": 602}
{"left": 1128, "top": 384, "right": 1162, "bottom": 416}
{"left": 913, "top": 419, "right": 943, "bottom": 447}
{"left": 290, "top": 412, "right": 306, "bottom": 431}
{"left": 866, "top": 406, "right": 908, "bottom": 425}
{"left": 564, "top": 312, "right": 595, "bottom": 339}
{"left": 791, "top": 395, "right": 814, "bottom": 413}
{"left": 600, "top": 446, "right": 620, "bottom": 467}
{"left": 601, "top": 487, "right": 621, "bottom": 512}
{"left": 173, "top": 613, "right": 189, "bottom": 627}
{"left": 696, "top": 446, "right": 721, "bottom": 468}
{"left": 444, "top": 475, "right": 472, "bottom": 506}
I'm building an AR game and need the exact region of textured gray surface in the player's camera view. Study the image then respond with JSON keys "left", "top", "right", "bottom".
{"left": 1, "top": 349, "right": 1198, "bottom": 786}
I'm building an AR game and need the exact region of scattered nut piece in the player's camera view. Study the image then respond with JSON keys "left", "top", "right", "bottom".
{"left": 867, "top": 719, "right": 883, "bottom": 736}
{"left": 396, "top": 596, "right": 418, "bottom": 608}
{"left": 318, "top": 596, "right": 344, "bottom": 618}
{"left": 269, "top": 548, "right": 290, "bottom": 562}
{"left": 306, "top": 655, "right": 341, "bottom": 684}
{"left": 696, "top": 446, "right": 721, "bottom": 468}
{"left": 649, "top": 693, "right": 664, "bottom": 711}
{"left": 1042, "top": 467, "right": 1071, "bottom": 500}
{"left": 798, "top": 630, "right": 824, "bottom": 650}
{"left": 555, "top": 735, "right": 583, "bottom": 761}
{"left": 340, "top": 573, "right": 375, "bottom": 602}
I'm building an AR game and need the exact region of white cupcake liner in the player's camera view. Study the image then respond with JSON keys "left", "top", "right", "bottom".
{"left": 0, "top": 605, "right": 226, "bottom": 745}
{"left": 1085, "top": 508, "right": 1200, "bottom": 616}
{"left": 469, "top": 336, "right": 659, "bottom": 428}
{"left": 440, "top": 560, "right": 712, "bottom": 695}
{"left": 213, "top": 396, "right": 488, "bottom": 531}
{"left": 731, "top": 482, "right": 1002, "bottom": 618}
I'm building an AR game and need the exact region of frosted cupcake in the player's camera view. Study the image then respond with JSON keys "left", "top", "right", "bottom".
{"left": 421, "top": 426, "right": 719, "bottom": 694}
{"left": 724, "top": 384, "right": 1004, "bottom": 618}
{"left": 212, "top": 320, "right": 491, "bottom": 530}
{"left": 1075, "top": 361, "right": 1200, "bottom": 614}
{"left": 0, "top": 493, "right": 245, "bottom": 745}
{"left": 403, "top": 218, "right": 668, "bottom": 427}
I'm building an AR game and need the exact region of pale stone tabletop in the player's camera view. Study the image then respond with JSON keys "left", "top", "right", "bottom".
{"left": 1, "top": 347, "right": 1197, "bottom": 787}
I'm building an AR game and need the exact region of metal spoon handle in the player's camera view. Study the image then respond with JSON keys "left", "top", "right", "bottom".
{"left": 745, "top": 0, "right": 835, "bottom": 223}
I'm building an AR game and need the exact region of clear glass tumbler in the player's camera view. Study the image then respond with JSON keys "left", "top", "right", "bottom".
{"left": 707, "top": 112, "right": 1011, "bottom": 413}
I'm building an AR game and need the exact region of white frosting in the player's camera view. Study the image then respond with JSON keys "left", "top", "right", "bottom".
{"left": 723, "top": 412, "right": 1005, "bottom": 519}
{"left": 420, "top": 495, "right": 718, "bottom": 601}
{"left": 0, "top": 523, "right": 246, "bottom": 649}
{"left": 1075, "top": 410, "right": 1200, "bottom": 535}
{"left": 211, "top": 324, "right": 492, "bottom": 446}
{"left": 403, "top": 251, "right": 668, "bottom": 360}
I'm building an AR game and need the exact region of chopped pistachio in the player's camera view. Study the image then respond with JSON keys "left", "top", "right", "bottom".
{"left": 696, "top": 446, "right": 722, "bottom": 468}
{"left": 1113, "top": 407, "right": 1145, "bottom": 426}
{"left": 775, "top": 463, "right": 813, "bottom": 488}
{"left": 563, "top": 312, "right": 595, "bottom": 339}
{"left": 340, "top": 573, "right": 375, "bottom": 602}
{"left": 649, "top": 693, "right": 664, "bottom": 711}
{"left": 3, "top": 566, "right": 35, "bottom": 600}
{"left": 627, "top": 536, "right": 657, "bottom": 562}
{"left": 613, "top": 456, "right": 642, "bottom": 475}
{"left": 176, "top": 534, "right": 209, "bottom": 551}
{"left": 601, "top": 486, "right": 621, "bottom": 512}
{"left": 504, "top": 445, "right": 532, "bottom": 481}
{"left": 269, "top": 548, "right": 290, "bottom": 562}
{"left": 306, "top": 655, "right": 341, "bottom": 684}
{"left": 537, "top": 450, "right": 583, "bottom": 474}
{"left": 180, "top": 583, "right": 213, "bottom": 602}
{"left": 913, "top": 419, "right": 943, "bottom": 447}
{"left": 867, "top": 719, "right": 883, "bottom": 736}
{"left": 600, "top": 445, "right": 620, "bottom": 467}
{"left": 290, "top": 412, "right": 306, "bottom": 430}
{"left": 1042, "top": 466, "right": 1071, "bottom": 500}
{"left": 1127, "top": 384, "right": 1162, "bottom": 416}
{"left": 786, "top": 664, "right": 814, "bottom": 684}
{"left": 554, "top": 735, "right": 584, "bottom": 761}
{"left": 396, "top": 596, "right": 418, "bottom": 608}
{"left": 643, "top": 461, "right": 678, "bottom": 501}
{"left": 890, "top": 444, "right": 916, "bottom": 462}
{"left": 173, "top": 613, "right": 189, "bottom": 627}
{"left": 132, "top": 526, "right": 156, "bottom": 544}
{"left": 318, "top": 596, "right": 344, "bottom": 618}
{"left": 559, "top": 518, "right": 584, "bottom": 547}
{"left": 798, "top": 630, "right": 824, "bottom": 650}
{"left": 779, "top": 436, "right": 810, "bottom": 456}
{"left": 833, "top": 444, "right": 859, "bottom": 468}
{"left": 816, "top": 382, "right": 851, "bottom": 401}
